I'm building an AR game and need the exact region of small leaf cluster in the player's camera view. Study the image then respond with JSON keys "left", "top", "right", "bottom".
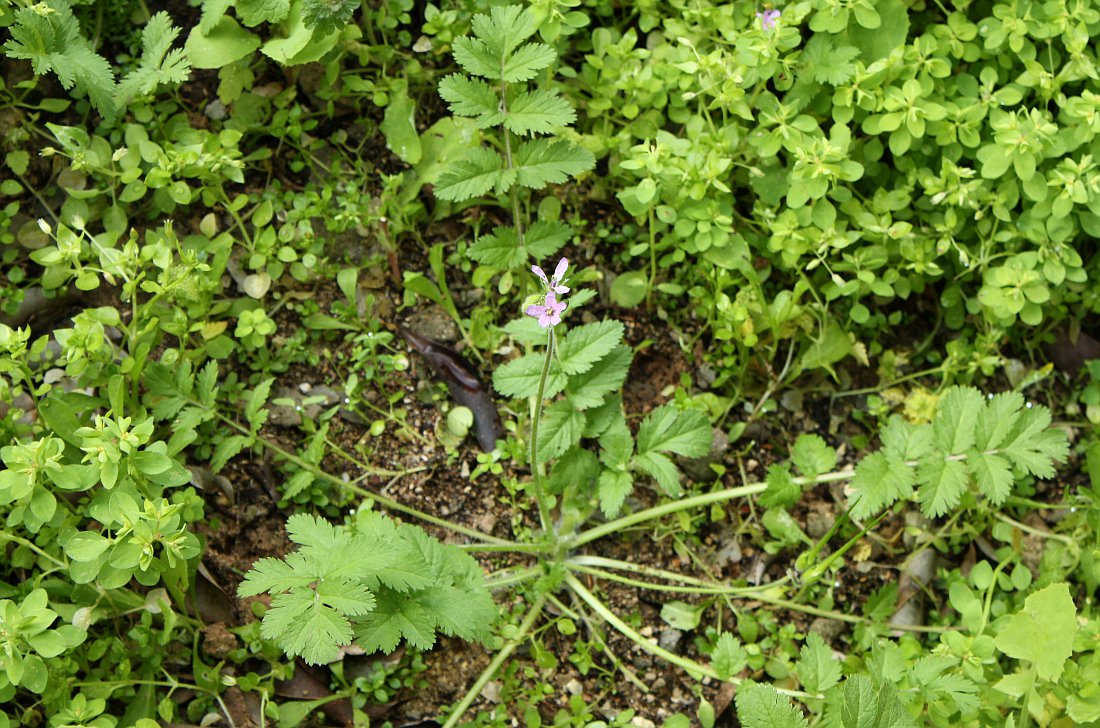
{"left": 849, "top": 387, "right": 1068, "bottom": 518}
{"left": 494, "top": 313, "right": 711, "bottom": 515}
{"left": 436, "top": 4, "right": 594, "bottom": 288}
{"left": 3, "top": 5, "right": 190, "bottom": 117}
{"left": 238, "top": 512, "right": 496, "bottom": 665}
{"left": 0, "top": 590, "right": 86, "bottom": 695}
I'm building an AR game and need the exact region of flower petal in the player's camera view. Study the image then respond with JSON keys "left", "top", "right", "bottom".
{"left": 553, "top": 258, "right": 568, "bottom": 281}
{"left": 531, "top": 265, "right": 549, "bottom": 285}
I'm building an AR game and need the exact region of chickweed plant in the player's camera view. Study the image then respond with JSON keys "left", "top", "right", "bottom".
{"left": 234, "top": 6, "right": 1077, "bottom": 726}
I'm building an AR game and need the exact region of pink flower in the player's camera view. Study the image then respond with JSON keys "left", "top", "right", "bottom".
{"left": 526, "top": 291, "right": 567, "bottom": 329}
{"left": 757, "top": 8, "right": 780, "bottom": 29}
{"left": 532, "top": 258, "right": 569, "bottom": 295}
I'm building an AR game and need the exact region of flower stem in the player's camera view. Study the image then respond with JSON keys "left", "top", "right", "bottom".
{"left": 529, "top": 328, "right": 555, "bottom": 533}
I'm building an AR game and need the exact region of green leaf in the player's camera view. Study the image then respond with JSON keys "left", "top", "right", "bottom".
{"left": 236, "top": 0, "right": 291, "bottom": 26}
{"left": 637, "top": 405, "right": 711, "bottom": 457}
{"left": 932, "top": 387, "right": 983, "bottom": 454}
{"left": 760, "top": 465, "right": 801, "bottom": 509}
{"left": 474, "top": 5, "right": 539, "bottom": 55}
{"left": 635, "top": 451, "right": 682, "bottom": 496}
{"left": 514, "top": 139, "right": 595, "bottom": 189}
{"left": 839, "top": 675, "right": 918, "bottom": 728}
{"left": 967, "top": 451, "right": 1012, "bottom": 505}
{"left": 266, "top": 590, "right": 352, "bottom": 665}
{"left": 381, "top": 84, "right": 422, "bottom": 164}
{"left": 502, "top": 42, "right": 556, "bottom": 82}
{"left": 354, "top": 592, "right": 436, "bottom": 653}
{"left": 301, "top": 0, "right": 357, "bottom": 35}
{"left": 116, "top": 12, "right": 191, "bottom": 106}
{"left": 559, "top": 320, "right": 624, "bottom": 375}
{"left": 469, "top": 227, "right": 524, "bottom": 268}
{"left": 451, "top": 36, "right": 499, "bottom": 78}
{"left": 598, "top": 469, "right": 633, "bottom": 518}
{"left": 566, "top": 344, "right": 632, "bottom": 409}
{"left": 493, "top": 353, "right": 566, "bottom": 399}
{"left": 734, "top": 681, "right": 808, "bottom": 728}
{"left": 849, "top": 451, "right": 915, "bottom": 519}
{"left": 915, "top": 457, "right": 968, "bottom": 518}
{"left": 712, "top": 632, "right": 749, "bottom": 680}
{"left": 660, "top": 600, "right": 703, "bottom": 630}
{"left": 237, "top": 554, "right": 316, "bottom": 595}
{"left": 796, "top": 633, "right": 841, "bottom": 693}
{"left": 598, "top": 415, "right": 633, "bottom": 468}
{"left": 999, "top": 403, "right": 1068, "bottom": 478}
{"left": 791, "top": 434, "right": 837, "bottom": 478}
{"left": 210, "top": 434, "right": 248, "bottom": 472}
{"left": 65, "top": 532, "right": 111, "bottom": 562}
{"left": 610, "top": 270, "right": 648, "bottom": 307}
{"left": 526, "top": 220, "right": 572, "bottom": 257}
{"left": 434, "top": 147, "right": 506, "bottom": 201}
{"left": 438, "top": 74, "right": 501, "bottom": 126}
{"left": 185, "top": 17, "right": 261, "bottom": 70}
{"left": 4, "top": 5, "right": 116, "bottom": 116}
{"left": 504, "top": 90, "right": 576, "bottom": 135}
{"left": 536, "top": 400, "right": 584, "bottom": 462}
{"left": 994, "top": 582, "right": 1077, "bottom": 681}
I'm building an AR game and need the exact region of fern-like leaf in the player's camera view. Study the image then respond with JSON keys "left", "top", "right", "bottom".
{"left": 116, "top": 12, "right": 192, "bottom": 107}
{"left": 301, "top": 0, "right": 357, "bottom": 35}
{"left": 4, "top": 4, "right": 116, "bottom": 115}
{"left": 434, "top": 147, "right": 506, "bottom": 201}
{"left": 514, "top": 139, "right": 595, "bottom": 189}
{"left": 848, "top": 387, "right": 1067, "bottom": 518}
{"left": 505, "top": 90, "right": 576, "bottom": 135}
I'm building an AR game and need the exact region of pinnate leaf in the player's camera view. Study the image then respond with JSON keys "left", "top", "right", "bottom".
{"left": 514, "top": 139, "right": 595, "bottom": 189}
{"left": 236, "top": 0, "right": 291, "bottom": 26}
{"left": 734, "top": 682, "right": 809, "bottom": 728}
{"left": 559, "top": 320, "right": 624, "bottom": 375}
{"left": 932, "top": 387, "right": 984, "bottom": 454}
{"left": 435, "top": 147, "right": 505, "bottom": 201}
{"left": 505, "top": 90, "right": 576, "bottom": 135}
{"left": 493, "top": 353, "right": 566, "bottom": 399}
{"left": 791, "top": 434, "right": 837, "bottom": 478}
{"left": 438, "top": 74, "right": 501, "bottom": 126}
{"left": 637, "top": 405, "right": 711, "bottom": 457}
{"left": 839, "top": 675, "right": 917, "bottom": 728}
{"left": 797, "top": 633, "right": 841, "bottom": 693}
{"left": 502, "top": 42, "right": 557, "bottom": 82}
{"left": 567, "top": 344, "right": 632, "bottom": 409}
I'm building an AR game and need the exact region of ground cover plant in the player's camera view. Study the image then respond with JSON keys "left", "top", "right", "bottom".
{"left": 3, "top": 0, "right": 1100, "bottom": 725}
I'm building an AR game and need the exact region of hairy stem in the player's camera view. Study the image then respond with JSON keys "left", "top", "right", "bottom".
{"left": 529, "top": 328, "right": 555, "bottom": 533}
{"left": 571, "top": 469, "right": 857, "bottom": 548}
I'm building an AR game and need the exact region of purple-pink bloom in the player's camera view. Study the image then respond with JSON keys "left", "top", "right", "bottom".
{"left": 757, "top": 8, "right": 780, "bottom": 29}
{"left": 526, "top": 291, "right": 567, "bottom": 329}
{"left": 532, "top": 258, "right": 569, "bottom": 295}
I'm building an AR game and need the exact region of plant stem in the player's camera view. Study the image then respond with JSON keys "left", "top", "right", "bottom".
{"left": 993, "top": 512, "right": 1075, "bottom": 545}
{"left": 529, "top": 328, "right": 555, "bottom": 533}
{"left": 565, "top": 573, "right": 820, "bottom": 700}
{"left": 571, "top": 470, "right": 856, "bottom": 548}
{"left": 570, "top": 562, "right": 780, "bottom": 595}
{"left": 440, "top": 593, "right": 548, "bottom": 728}
{"left": 568, "top": 554, "right": 787, "bottom": 590}
{"left": 0, "top": 531, "right": 68, "bottom": 569}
